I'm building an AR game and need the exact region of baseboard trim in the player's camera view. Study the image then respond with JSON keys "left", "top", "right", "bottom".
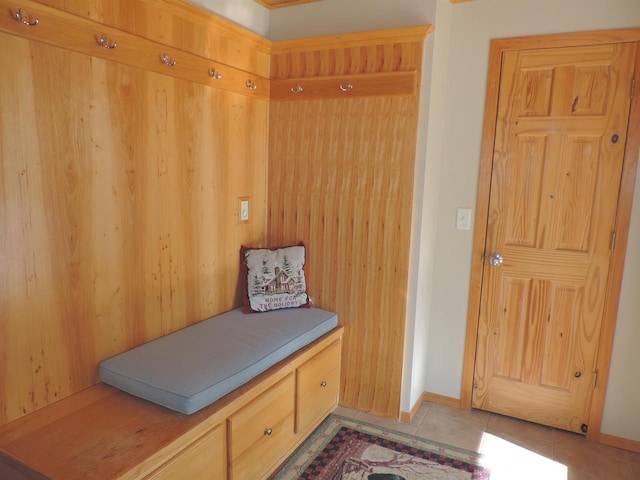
{"left": 599, "top": 433, "right": 640, "bottom": 453}
{"left": 400, "top": 391, "right": 463, "bottom": 422}
{"left": 400, "top": 392, "right": 426, "bottom": 422}
{"left": 421, "top": 392, "right": 462, "bottom": 409}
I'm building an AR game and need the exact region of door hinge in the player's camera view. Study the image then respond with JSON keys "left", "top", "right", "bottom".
{"left": 632, "top": 78, "right": 636, "bottom": 99}
{"left": 610, "top": 231, "right": 617, "bottom": 252}
{"left": 593, "top": 370, "right": 598, "bottom": 390}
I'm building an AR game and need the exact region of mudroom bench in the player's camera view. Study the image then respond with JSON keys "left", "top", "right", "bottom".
{"left": 0, "top": 309, "right": 343, "bottom": 480}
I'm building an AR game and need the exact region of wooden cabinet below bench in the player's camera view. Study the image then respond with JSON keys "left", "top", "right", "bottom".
{"left": 0, "top": 327, "right": 343, "bottom": 480}
{"left": 228, "top": 374, "right": 295, "bottom": 480}
{"left": 144, "top": 424, "right": 226, "bottom": 480}
{"left": 297, "top": 339, "right": 341, "bottom": 435}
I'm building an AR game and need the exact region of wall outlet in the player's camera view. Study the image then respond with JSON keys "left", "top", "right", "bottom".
{"left": 239, "top": 198, "right": 250, "bottom": 222}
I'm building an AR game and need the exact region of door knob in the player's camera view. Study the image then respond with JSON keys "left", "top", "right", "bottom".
{"left": 489, "top": 253, "right": 503, "bottom": 266}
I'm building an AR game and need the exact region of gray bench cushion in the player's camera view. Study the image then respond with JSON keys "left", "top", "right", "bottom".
{"left": 99, "top": 307, "right": 338, "bottom": 414}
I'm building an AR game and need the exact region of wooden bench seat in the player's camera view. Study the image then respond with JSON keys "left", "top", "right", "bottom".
{"left": 0, "top": 327, "right": 343, "bottom": 480}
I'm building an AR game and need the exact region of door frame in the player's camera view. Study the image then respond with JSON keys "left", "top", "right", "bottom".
{"left": 460, "top": 28, "right": 640, "bottom": 442}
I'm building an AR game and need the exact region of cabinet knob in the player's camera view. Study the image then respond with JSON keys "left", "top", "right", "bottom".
{"left": 320, "top": 381, "right": 327, "bottom": 388}
{"left": 264, "top": 428, "right": 273, "bottom": 436}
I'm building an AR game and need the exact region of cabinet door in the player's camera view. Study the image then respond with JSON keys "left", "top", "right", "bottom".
{"left": 296, "top": 339, "right": 341, "bottom": 434}
{"left": 228, "top": 374, "right": 295, "bottom": 480}
{"left": 144, "top": 424, "right": 225, "bottom": 480}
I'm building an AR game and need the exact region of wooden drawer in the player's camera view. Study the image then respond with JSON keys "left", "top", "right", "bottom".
{"left": 228, "top": 374, "right": 295, "bottom": 480}
{"left": 144, "top": 424, "right": 225, "bottom": 480}
{"left": 296, "top": 339, "right": 341, "bottom": 434}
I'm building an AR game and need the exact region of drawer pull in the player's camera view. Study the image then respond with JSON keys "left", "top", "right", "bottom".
{"left": 320, "top": 381, "right": 327, "bottom": 388}
{"left": 264, "top": 428, "right": 273, "bottom": 436}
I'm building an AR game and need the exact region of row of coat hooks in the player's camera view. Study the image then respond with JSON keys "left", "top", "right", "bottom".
{"left": 289, "top": 82, "right": 354, "bottom": 94}
{"left": 13, "top": 8, "right": 260, "bottom": 91}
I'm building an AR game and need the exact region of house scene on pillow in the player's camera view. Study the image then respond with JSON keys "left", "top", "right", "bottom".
{"left": 244, "top": 245, "right": 309, "bottom": 312}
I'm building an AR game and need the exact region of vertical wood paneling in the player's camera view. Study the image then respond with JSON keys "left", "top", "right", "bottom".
{"left": 0, "top": 26, "right": 267, "bottom": 425}
{"left": 268, "top": 35, "right": 426, "bottom": 417}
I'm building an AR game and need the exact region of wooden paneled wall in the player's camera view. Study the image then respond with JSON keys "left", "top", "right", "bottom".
{"left": 1, "top": 0, "right": 431, "bottom": 426}
{"left": 35, "top": 0, "right": 271, "bottom": 77}
{"left": 0, "top": 0, "right": 268, "bottom": 426}
{"left": 268, "top": 29, "right": 430, "bottom": 418}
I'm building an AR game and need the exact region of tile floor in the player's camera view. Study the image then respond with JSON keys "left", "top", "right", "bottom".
{"left": 333, "top": 402, "right": 640, "bottom": 480}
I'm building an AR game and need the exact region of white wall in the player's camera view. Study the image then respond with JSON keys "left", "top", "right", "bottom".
{"left": 186, "top": 0, "right": 269, "bottom": 36}
{"left": 602, "top": 156, "right": 640, "bottom": 441}
{"left": 405, "top": 0, "right": 453, "bottom": 413}
{"left": 197, "top": 0, "right": 640, "bottom": 440}
{"left": 268, "top": 0, "right": 437, "bottom": 40}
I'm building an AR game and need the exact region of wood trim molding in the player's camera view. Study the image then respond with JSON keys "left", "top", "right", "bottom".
{"left": 400, "top": 394, "right": 427, "bottom": 423}
{"left": 588, "top": 42, "right": 640, "bottom": 443}
{"left": 271, "top": 25, "right": 434, "bottom": 55}
{"left": 599, "top": 433, "right": 640, "bottom": 453}
{"left": 271, "top": 71, "right": 418, "bottom": 100}
{"left": 0, "top": 0, "right": 270, "bottom": 100}
{"left": 400, "top": 392, "right": 462, "bottom": 423}
{"left": 421, "top": 392, "right": 462, "bottom": 410}
{"left": 460, "top": 29, "right": 640, "bottom": 446}
{"left": 254, "top": 0, "right": 323, "bottom": 8}
{"left": 460, "top": 40, "right": 503, "bottom": 410}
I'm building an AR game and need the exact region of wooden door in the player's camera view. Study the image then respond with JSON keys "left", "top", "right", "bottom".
{"left": 472, "top": 42, "right": 637, "bottom": 433}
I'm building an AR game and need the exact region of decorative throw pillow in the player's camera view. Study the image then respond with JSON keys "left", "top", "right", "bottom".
{"left": 241, "top": 243, "right": 311, "bottom": 313}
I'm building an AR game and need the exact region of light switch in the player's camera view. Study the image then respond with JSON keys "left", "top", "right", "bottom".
{"left": 239, "top": 198, "right": 249, "bottom": 222}
{"left": 456, "top": 208, "right": 472, "bottom": 230}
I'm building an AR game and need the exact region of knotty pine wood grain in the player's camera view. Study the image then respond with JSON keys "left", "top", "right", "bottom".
{"left": 33, "top": 0, "right": 271, "bottom": 76}
{"left": 0, "top": 329, "right": 343, "bottom": 479}
{"left": 271, "top": 37, "right": 426, "bottom": 77}
{"left": 0, "top": 32, "right": 267, "bottom": 425}
{"left": 268, "top": 95, "right": 419, "bottom": 417}
{"left": 268, "top": 34, "right": 427, "bottom": 418}
{"left": 0, "top": 0, "right": 269, "bottom": 100}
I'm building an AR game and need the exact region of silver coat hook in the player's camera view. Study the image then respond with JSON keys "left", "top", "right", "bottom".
{"left": 97, "top": 34, "right": 117, "bottom": 49}
{"left": 209, "top": 68, "right": 222, "bottom": 79}
{"left": 339, "top": 82, "right": 353, "bottom": 92}
{"left": 14, "top": 8, "right": 39, "bottom": 26}
{"left": 160, "top": 53, "right": 177, "bottom": 67}
{"left": 290, "top": 84, "right": 304, "bottom": 94}
{"left": 246, "top": 79, "right": 257, "bottom": 90}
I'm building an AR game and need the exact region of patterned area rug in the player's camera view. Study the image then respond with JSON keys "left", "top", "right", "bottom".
{"left": 272, "top": 415, "right": 491, "bottom": 479}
